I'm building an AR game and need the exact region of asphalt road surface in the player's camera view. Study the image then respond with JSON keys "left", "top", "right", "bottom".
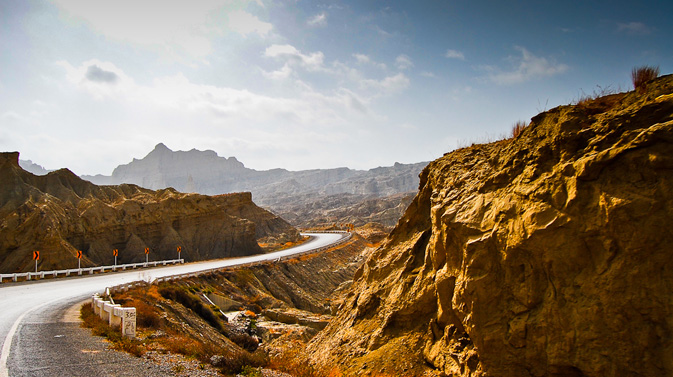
{"left": 0, "top": 232, "right": 345, "bottom": 377}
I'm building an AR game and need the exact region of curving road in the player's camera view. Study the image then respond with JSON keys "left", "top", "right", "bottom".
{"left": 0, "top": 232, "right": 346, "bottom": 377}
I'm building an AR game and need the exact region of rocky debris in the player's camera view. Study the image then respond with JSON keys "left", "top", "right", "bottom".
{"left": 354, "top": 222, "right": 393, "bottom": 245}
{"left": 307, "top": 74, "right": 673, "bottom": 376}
{"left": 262, "top": 308, "right": 330, "bottom": 331}
{"left": 0, "top": 154, "right": 299, "bottom": 273}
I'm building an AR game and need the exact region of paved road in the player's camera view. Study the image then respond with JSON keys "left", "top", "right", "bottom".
{"left": 0, "top": 232, "right": 345, "bottom": 377}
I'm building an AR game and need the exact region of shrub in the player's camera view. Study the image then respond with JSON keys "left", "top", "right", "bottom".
{"left": 126, "top": 298, "right": 163, "bottom": 329}
{"left": 632, "top": 65, "right": 659, "bottom": 90}
{"left": 211, "top": 349, "right": 268, "bottom": 375}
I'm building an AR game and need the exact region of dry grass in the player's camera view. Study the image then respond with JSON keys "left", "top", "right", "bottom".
{"left": 511, "top": 121, "right": 527, "bottom": 138}
{"left": 632, "top": 65, "right": 660, "bottom": 91}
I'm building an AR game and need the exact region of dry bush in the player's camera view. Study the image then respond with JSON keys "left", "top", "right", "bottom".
{"left": 210, "top": 349, "right": 268, "bottom": 375}
{"left": 162, "top": 334, "right": 215, "bottom": 360}
{"left": 126, "top": 298, "right": 163, "bottom": 329}
{"left": 511, "top": 121, "right": 527, "bottom": 138}
{"left": 632, "top": 65, "right": 659, "bottom": 90}
{"left": 268, "top": 343, "right": 325, "bottom": 377}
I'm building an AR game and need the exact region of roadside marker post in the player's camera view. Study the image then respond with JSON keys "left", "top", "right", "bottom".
{"left": 113, "top": 249, "right": 118, "bottom": 268}
{"left": 76, "top": 250, "right": 82, "bottom": 270}
{"left": 144, "top": 247, "right": 149, "bottom": 266}
{"left": 33, "top": 251, "right": 39, "bottom": 273}
{"left": 177, "top": 246, "right": 181, "bottom": 260}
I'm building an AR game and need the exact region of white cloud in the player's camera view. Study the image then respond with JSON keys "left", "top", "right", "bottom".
{"left": 52, "top": 0, "right": 272, "bottom": 60}
{"left": 264, "top": 44, "right": 326, "bottom": 72}
{"left": 261, "top": 63, "right": 293, "bottom": 80}
{"left": 58, "top": 59, "right": 372, "bottom": 131}
{"left": 420, "top": 71, "right": 437, "bottom": 78}
{"left": 228, "top": 10, "right": 273, "bottom": 36}
{"left": 353, "top": 54, "right": 372, "bottom": 64}
{"left": 361, "top": 73, "right": 410, "bottom": 96}
{"left": 395, "top": 54, "right": 413, "bottom": 70}
{"left": 445, "top": 49, "right": 465, "bottom": 60}
{"left": 307, "top": 12, "right": 327, "bottom": 27}
{"left": 617, "top": 21, "right": 651, "bottom": 35}
{"left": 483, "top": 46, "right": 568, "bottom": 85}
{"left": 57, "top": 59, "right": 135, "bottom": 99}
{"left": 353, "top": 53, "right": 387, "bottom": 70}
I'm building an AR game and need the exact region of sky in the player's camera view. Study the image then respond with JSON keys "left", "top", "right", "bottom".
{"left": 1, "top": 0, "right": 672, "bottom": 175}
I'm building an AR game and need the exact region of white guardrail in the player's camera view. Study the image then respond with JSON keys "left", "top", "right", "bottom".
{"left": 0, "top": 259, "right": 184, "bottom": 283}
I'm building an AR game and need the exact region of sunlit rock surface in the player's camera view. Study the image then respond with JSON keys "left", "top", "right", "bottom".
{"left": 307, "top": 75, "right": 673, "bottom": 376}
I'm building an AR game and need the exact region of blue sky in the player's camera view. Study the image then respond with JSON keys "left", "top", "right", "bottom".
{"left": 1, "top": 0, "right": 671, "bottom": 175}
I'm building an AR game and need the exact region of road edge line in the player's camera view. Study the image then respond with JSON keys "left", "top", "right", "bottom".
{"left": 0, "top": 297, "right": 62, "bottom": 377}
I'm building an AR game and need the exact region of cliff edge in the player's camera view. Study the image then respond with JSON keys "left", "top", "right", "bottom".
{"left": 307, "top": 75, "right": 673, "bottom": 376}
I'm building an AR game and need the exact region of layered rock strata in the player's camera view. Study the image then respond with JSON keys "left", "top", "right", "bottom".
{"left": 0, "top": 153, "right": 299, "bottom": 273}
{"left": 307, "top": 75, "right": 673, "bottom": 376}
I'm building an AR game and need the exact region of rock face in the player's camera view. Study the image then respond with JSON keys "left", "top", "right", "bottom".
{"left": 0, "top": 153, "right": 299, "bottom": 273}
{"left": 307, "top": 75, "right": 673, "bottom": 376}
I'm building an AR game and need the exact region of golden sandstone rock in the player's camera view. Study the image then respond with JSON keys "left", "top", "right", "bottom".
{"left": 308, "top": 75, "right": 673, "bottom": 376}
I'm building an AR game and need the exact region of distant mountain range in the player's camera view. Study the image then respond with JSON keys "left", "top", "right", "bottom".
{"left": 20, "top": 143, "right": 428, "bottom": 227}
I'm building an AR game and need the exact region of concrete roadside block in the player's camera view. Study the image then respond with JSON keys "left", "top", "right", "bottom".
{"left": 96, "top": 298, "right": 105, "bottom": 318}
{"left": 91, "top": 293, "right": 137, "bottom": 338}
{"left": 120, "top": 308, "right": 136, "bottom": 338}
{"left": 108, "top": 304, "right": 122, "bottom": 327}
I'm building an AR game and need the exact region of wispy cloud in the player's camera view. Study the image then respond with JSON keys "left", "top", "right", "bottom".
{"left": 307, "top": 12, "right": 327, "bottom": 27}
{"left": 264, "top": 44, "right": 326, "bottom": 72}
{"left": 51, "top": 0, "right": 225, "bottom": 60}
{"left": 395, "top": 54, "right": 413, "bottom": 70}
{"left": 228, "top": 10, "right": 273, "bottom": 37}
{"left": 420, "top": 71, "right": 437, "bottom": 78}
{"left": 361, "top": 73, "right": 410, "bottom": 96}
{"left": 261, "top": 63, "right": 292, "bottom": 80}
{"left": 353, "top": 53, "right": 387, "bottom": 70}
{"left": 482, "top": 46, "right": 568, "bottom": 85}
{"left": 617, "top": 21, "right": 651, "bottom": 35}
{"left": 445, "top": 49, "right": 465, "bottom": 60}
{"left": 85, "top": 65, "right": 119, "bottom": 84}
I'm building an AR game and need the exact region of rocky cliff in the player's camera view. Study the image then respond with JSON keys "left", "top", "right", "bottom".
{"left": 307, "top": 75, "right": 673, "bottom": 376}
{"left": 0, "top": 153, "right": 299, "bottom": 273}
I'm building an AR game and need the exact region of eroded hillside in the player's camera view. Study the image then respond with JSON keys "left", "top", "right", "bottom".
{"left": 307, "top": 75, "right": 673, "bottom": 376}
{"left": 0, "top": 154, "right": 299, "bottom": 273}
